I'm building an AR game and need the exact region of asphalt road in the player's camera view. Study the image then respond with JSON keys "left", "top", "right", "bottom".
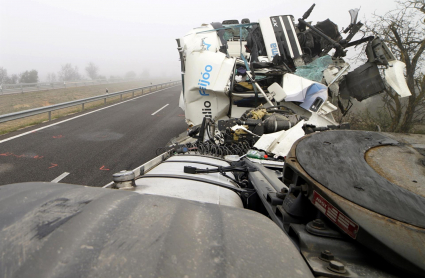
{"left": 0, "top": 85, "right": 187, "bottom": 187}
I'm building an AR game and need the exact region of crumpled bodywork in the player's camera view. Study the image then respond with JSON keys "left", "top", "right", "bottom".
{"left": 183, "top": 51, "right": 234, "bottom": 126}
{"left": 176, "top": 5, "right": 411, "bottom": 128}
{"left": 177, "top": 24, "right": 236, "bottom": 126}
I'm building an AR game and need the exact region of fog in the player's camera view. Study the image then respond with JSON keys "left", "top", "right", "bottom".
{"left": 0, "top": 0, "right": 397, "bottom": 82}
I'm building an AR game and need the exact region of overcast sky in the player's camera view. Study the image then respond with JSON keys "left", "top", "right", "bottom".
{"left": 0, "top": 0, "right": 398, "bottom": 81}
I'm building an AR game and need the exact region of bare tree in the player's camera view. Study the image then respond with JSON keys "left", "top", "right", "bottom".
{"left": 7, "top": 74, "right": 19, "bottom": 84}
{"left": 0, "top": 67, "right": 7, "bottom": 84}
{"left": 85, "top": 62, "right": 99, "bottom": 80}
{"left": 0, "top": 68, "right": 19, "bottom": 84}
{"left": 58, "top": 64, "right": 80, "bottom": 81}
{"left": 19, "top": 70, "right": 39, "bottom": 83}
{"left": 363, "top": 0, "right": 425, "bottom": 132}
{"left": 47, "top": 73, "right": 57, "bottom": 83}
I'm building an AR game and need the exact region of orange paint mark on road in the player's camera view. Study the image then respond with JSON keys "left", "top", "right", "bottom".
{"left": 53, "top": 135, "right": 64, "bottom": 138}
{"left": 0, "top": 152, "right": 44, "bottom": 159}
{"left": 49, "top": 163, "right": 58, "bottom": 169}
{"left": 178, "top": 114, "right": 185, "bottom": 117}
{"left": 99, "top": 165, "right": 110, "bottom": 171}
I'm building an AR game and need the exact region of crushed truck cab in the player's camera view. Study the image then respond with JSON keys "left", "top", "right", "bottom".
{"left": 176, "top": 4, "right": 411, "bottom": 127}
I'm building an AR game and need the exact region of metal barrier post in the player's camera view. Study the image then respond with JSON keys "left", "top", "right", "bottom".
{"left": 48, "top": 111, "right": 51, "bottom": 121}
{"left": 82, "top": 103, "right": 85, "bottom": 110}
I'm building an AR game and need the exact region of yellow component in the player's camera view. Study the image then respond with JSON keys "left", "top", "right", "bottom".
{"left": 233, "top": 125, "right": 249, "bottom": 140}
{"left": 237, "top": 82, "right": 253, "bottom": 90}
{"left": 249, "top": 108, "right": 267, "bottom": 120}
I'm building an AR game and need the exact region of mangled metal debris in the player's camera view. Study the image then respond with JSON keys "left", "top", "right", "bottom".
{"left": 175, "top": 4, "right": 411, "bottom": 159}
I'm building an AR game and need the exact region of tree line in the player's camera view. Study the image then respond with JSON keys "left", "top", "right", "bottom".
{"left": 0, "top": 68, "right": 39, "bottom": 84}
{"left": 0, "top": 63, "right": 150, "bottom": 84}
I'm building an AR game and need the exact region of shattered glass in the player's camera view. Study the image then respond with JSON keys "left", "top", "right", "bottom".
{"left": 223, "top": 26, "right": 249, "bottom": 41}
{"left": 294, "top": 55, "right": 333, "bottom": 82}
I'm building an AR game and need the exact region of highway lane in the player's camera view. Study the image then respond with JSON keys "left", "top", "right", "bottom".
{"left": 0, "top": 85, "right": 187, "bottom": 187}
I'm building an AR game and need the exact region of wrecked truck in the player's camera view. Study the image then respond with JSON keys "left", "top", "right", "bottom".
{"left": 176, "top": 4, "right": 411, "bottom": 132}
{"left": 1, "top": 4, "right": 425, "bottom": 278}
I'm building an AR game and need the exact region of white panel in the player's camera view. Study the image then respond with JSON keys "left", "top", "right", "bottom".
{"left": 279, "top": 16, "right": 294, "bottom": 58}
{"left": 184, "top": 51, "right": 235, "bottom": 125}
{"left": 287, "top": 16, "right": 303, "bottom": 56}
{"left": 384, "top": 60, "right": 412, "bottom": 98}
{"left": 259, "top": 17, "right": 280, "bottom": 61}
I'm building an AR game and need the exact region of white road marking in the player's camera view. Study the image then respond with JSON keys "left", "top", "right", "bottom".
{"left": 151, "top": 104, "right": 169, "bottom": 115}
{"left": 0, "top": 86, "right": 178, "bottom": 144}
{"left": 51, "top": 172, "right": 70, "bottom": 183}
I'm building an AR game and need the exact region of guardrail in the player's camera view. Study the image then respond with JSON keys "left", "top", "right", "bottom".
{"left": 0, "top": 78, "right": 148, "bottom": 95}
{"left": 0, "top": 80, "right": 180, "bottom": 124}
